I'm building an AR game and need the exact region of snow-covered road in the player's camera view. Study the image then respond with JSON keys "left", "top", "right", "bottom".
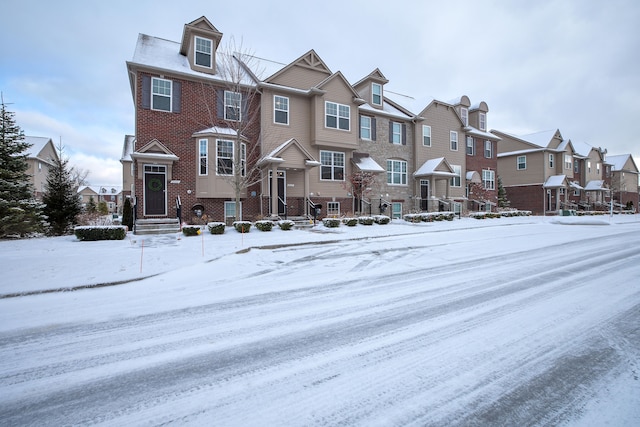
{"left": 1, "top": 218, "right": 639, "bottom": 425}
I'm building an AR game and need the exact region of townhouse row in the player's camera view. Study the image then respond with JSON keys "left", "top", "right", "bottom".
{"left": 121, "top": 16, "right": 639, "bottom": 225}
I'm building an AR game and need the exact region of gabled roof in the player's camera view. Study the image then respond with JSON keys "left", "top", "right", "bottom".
{"left": 584, "top": 180, "right": 608, "bottom": 191}
{"left": 353, "top": 68, "right": 389, "bottom": 87}
{"left": 78, "top": 185, "right": 123, "bottom": 195}
{"left": 465, "top": 126, "right": 501, "bottom": 141}
{"left": 316, "top": 71, "right": 363, "bottom": 102}
{"left": 414, "top": 157, "right": 457, "bottom": 178}
{"left": 179, "top": 16, "right": 223, "bottom": 56}
{"left": 265, "top": 49, "right": 332, "bottom": 84}
{"left": 132, "top": 139, "right": 179, "bottom": 162}
{"left": 258, "top": 138, "right": 319, "bottom": 167}
{"left": 607, "top": 154, "right": 639, "bottom": 173}
{"left": 543, "top": 174, "right": 568, "bottom": 188}
{"left": 519, "top": 129, "right": 563, "bottom": 148}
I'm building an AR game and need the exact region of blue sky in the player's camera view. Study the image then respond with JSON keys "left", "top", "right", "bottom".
{"left": 1, "top": 0, "right": 639, "bottom": 185}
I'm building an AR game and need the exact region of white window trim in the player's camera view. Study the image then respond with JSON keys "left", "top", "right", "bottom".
{"left": 360, "top": 116, "right": 372, "bottom": 140}
{"left": 274, "top": 95, "right": 289, "bottom": 125}
{"left": 479, "top": 112, "right": 487, "bottom": 131}
{"left": 327, "top": 201, "right": 340, "bottom": 216}
{"left": 387, "top": 159, "right": 408, "bottom": 186}
{"left": 422, "top": 125, "right": 431, "bottom": 146}
{"left": 151, "top": 77, "right": 172, "bottom": 112}
{"left": 325, "top": 101, "right": 350, "bottom": 131}
{"left": 517, "top": 155, "right": 527, "bottom": 170}
{"left": 224, "top": 90, "right": 242, "bottom": 122}
{"left": 466, "top": 136, "right": 474, "bottom": 155}
{"left": 216, "top": 139, "right": 234, "bottom": 176}
{"left": 199, "top": 139, "right": 208, "bottom": 176}
{"left": 194, "top": 36, "right": 213, "bottom": 68}
{"left": 320, "top": 150, "right": 345, "bottom": 181}
{"left": 372, "top": 83, "right": 382, "bottom": 106}
{"left": 450, "top": 131, "right": 458, "bottom": 151}
{"left": 460, "top": 107, "right": 468, "bottom": 126}
{"left": 450, "top": 165, "right": 461, "bottom": 187}
{"left": 482, "top": 169, "right": 495, "bottom": 190}
{"left": 484, "top": 140, "right": 492, "bottom": 158}
{"left": 549, "top": 153, "right": 554, "bottom": 168}
{"left": 392, "top": 122, "right": 402, "bottom": 144}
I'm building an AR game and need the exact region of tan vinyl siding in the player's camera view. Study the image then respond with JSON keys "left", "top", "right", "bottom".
{"left": 311, "top": 78, "right": 358, "bottom": 150}
{"left": 269, "top": 66, "right": 329, "bottom": 90}
{"left": 498, "top": 152, "right": 545, "bottom": 186}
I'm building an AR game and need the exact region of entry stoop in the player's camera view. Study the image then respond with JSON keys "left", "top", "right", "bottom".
{"left": 134, "top": 218, "right": 181, "bottom": 235}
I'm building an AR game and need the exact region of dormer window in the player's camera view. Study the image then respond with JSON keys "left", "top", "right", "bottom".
{"left": 460, "top": 107, "right": 468, "bottom": 126}
{"left": 479, "top": 112, "right": 487, "bottom": 131}
{"left": 195, "top": 36, "right": 212, "bottom": 68}
{"left": 372, "top": 83, "right": 382, "bottom": 106}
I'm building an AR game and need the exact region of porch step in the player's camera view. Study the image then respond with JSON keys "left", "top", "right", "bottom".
{"left": 134, "top": 218, "right": 181, "bottom": 235}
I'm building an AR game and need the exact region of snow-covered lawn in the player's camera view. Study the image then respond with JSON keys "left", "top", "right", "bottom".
{"left": 1, "top": 215, "right": 639, "bottom": 425}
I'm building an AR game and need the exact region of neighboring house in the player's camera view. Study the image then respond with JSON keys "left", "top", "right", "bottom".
{"left": 452, "top": 97, "right": 501, "bottom": 212}
{"left": 24, "top": 136, "right": 59, "bottom": 200}
{"left": 606, "top": 154, "right": 639, "bottom": 210}
{"left": 120, "top": 135, "right": 135, "bottom": 200}
{"left": 125, "top": 16, "right": 261, "bottom": 224}
{"left": 569, "top": 142, "right": 610, "bottom": 210}
{"left": 77, "top": 185, "right": 123, "bottom": 213}
{"left": 493, "top": 129, "right": 576, "bottom": 214}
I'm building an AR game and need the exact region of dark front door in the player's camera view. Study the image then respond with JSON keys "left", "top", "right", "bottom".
{"left": 144, "top": 170, "right": 166, "bottom": 216}
{"left": 277, "top": 172, "right": 286, "bottom": 215}
{"left": 420, "top": 179, "right": 430, "bottom": 210}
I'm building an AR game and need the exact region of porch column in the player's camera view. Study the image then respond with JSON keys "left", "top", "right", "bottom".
{"left": 304, "top": 167, "right": 310, "bottom": 216}
{"left": 270, "top": 164, "right": 278, "bottom": 216}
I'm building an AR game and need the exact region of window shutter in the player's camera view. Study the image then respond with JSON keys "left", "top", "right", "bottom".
{"left": 389, "top": 121, "right": 393, "bottom": 143}
{"left": 241, "top": 95, "right": 248, "bottom": 122}
{"left": 172, "top": 81, "right": 181, "bottom": 113}
{"left": 141, "top": 75, "right": 150, "bottom": 109}
{"left": 371, "top": 118, "right": 376, "bottom": 141}
{"left": 358, "top": 116, "right": 361, "bottom": 139}
{"left": 402, "top": 123, "right": 407, "bottom": 145}
{"left": 217, "top": 89, "right": 224, "bottom": 119}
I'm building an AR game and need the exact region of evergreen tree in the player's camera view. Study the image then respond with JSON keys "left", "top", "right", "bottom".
{"left": 0, "top": 97, "right": 45, "bottom": 238}
{"left": 497, "top": 176, "right": 510, "bottom": 208}
{"left": 97, "top": 201, "right": 108, "bottom": 215}
{"left": 42, "top": 144, "right": 82, "bottom": 236}
{"left": 86, "top": 196, "right": 97, "bottom": 213}
{"left": 122, "top": 197, "right": 133, "bottom": 230}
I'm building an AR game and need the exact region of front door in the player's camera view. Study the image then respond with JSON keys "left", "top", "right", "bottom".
{"left": 420, "top": 179, "right": 430, "bottom": 210}
{"left": 144, "top": 165, "right": 166, "bottom": 216}
{"left": 268, "top": 170, "right": 286, "bottom": 215}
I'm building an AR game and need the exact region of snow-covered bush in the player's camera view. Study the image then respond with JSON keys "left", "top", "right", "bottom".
{"left": 322, "top": 218, "right": 341, "bottom": 228}
{"left": 373, "top": 215, "right": 390, "bottom": 224}
{"left": 358, "top": 216, "right": 374, "bottom": 225}
{"left": 342, "top": 218, "right": 358, "bottom": 226}
{"left": 233, "top": 221, "right": 252, "bottom": 233}
{"left": 278, "top": 220, "right": 294, "bottom": 230}
{"left": 182, "top": 225, "right": 202, "bottom": 236}
{"left": 74, "top": 225, "right": 127, "bottom": 241}
{"left": 206, "top": 222, "right": 226, "bottom": 234}
{"left": 403, "top": 213, "right": 422, "bottom": 223}
{"left": 254, "top": 220, "right": 274, "bottom": 232}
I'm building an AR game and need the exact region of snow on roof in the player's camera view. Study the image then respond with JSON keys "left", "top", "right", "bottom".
{"left": 358, "top": 101, "right": 412, "bottom": 120}
{"left": 464, "top": 126, "right": 501, "bottom": 140}
{"left": 78, "top": 185, "right": 123, "bottom": 195}
{"left": 192, "top": 126, "right": 242, "bottom": 137}
{"left": 584, "top": 180, "right": 607, "bottom": 191}
{"left": 352, "top": 155, "right": 384, "bottom": 172}
{"left": 543, "top": 175, "right": 566, "bottom": 188}
{"left": 130, "top": 34, "right": 255, "bottom": 85}
{"left": 518, "top": 130, "right": 558, "bottom": 148}
{"left": 497, "top": 147, "right": 546, "bottom": 157}
{"left": 571, "top": 141, "right": 595, "bottom": 157}
{"left": 121, "top": 135, "right": 135, "bottom": 161}
{"left": 23, "top": 136, "right": 51, "bottom": 158}
{"left": 414, "top": 157, "right": 457, "bottom": 177}
{"left": 606, "top": 154, "right": 634, "bottom": 171}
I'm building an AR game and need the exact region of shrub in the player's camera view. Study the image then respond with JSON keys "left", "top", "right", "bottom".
{"left": 233, "top": 221, "right": 252, "bottom": 233}
{"left": 74, "top": 226, "right": 127, "bottom": 241}
{"left": 342, "top": 217, "right": 358, "bottom": 226}
{"left": 278, "top": 220, "right": 294, "bottom": 230}
{"left": 182, "top": 225, "right": 201, "bottom": 236}
{"left": 322, "top": 218, "right": 341, "bottom": 228}
{"left": 358, "top": 216, "right": 374, "bottom": 225}
{"left": 206, "top": 222, "right": 226, "bottom": 235}
{"left": 403, "top": 214, "right": 422, "bottom": 223}
{"left": 373, "top": 215, "right": 390, "bottom": 224}
{"left": 254, "top": 220, "right": 274, "bottom": 231}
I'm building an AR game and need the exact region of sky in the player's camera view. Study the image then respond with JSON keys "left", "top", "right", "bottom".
{"left": 1, "top": 0, "right": 639, "bottom": 186}
{"left": 1, "top": 215, "right": 639, "bottom": 424}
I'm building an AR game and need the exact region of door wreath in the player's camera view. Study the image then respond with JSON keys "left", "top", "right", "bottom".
{"left": 147, "top": 177, "right": 163, "bottom": 192}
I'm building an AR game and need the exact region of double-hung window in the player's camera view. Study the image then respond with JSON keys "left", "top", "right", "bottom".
{"left": 517, "top": 155, "right": 527, "bottom": 170}
{"left": 372, "top": 83, "right": 382, "bottom": 106}
{"left": 387, "top": 160, "right": 407, "bottom": 185}
{"left": 482, "top": 169, "right": 495, "bottom": 190}
{"left": 274, "top": 95, "right": 289, "bottom": 124}
{"left": 320, "top": 150, "right": 345, "bottom": 181}
{"left": 460, "top": 107, "right": 468, "bottom": 126}
{"left": 466, "top": 136, "right": 474, "bottom": 155}
{"left": 391, "top": 122, "right": 402, "bottom": 144}
{"left": 479, "top": 112, "right": 487, "bottom": 130}
{"left": 325, "top": 102, "right": 350, "bottom": 130}
{"left": 564, "top": 154, "right": 572, "bottom": 170}
{"left": 199, "top": 139, "right": 208, "bottom": 175}
{"left": 484, "top": 140, "right": 492, "bottom": 158}
{"left": 224, "top": 91, "right": 242, "bottom": 121}
{"left": 217, "top": 140, "right": 234, "bottom": 175}
{"left": 549, "top": 153, "right": 554, "bottom": 168}
{"left": 450, "top": 131, "right": 458, "bottom": 151}
{"left": 194, "top": 36, "right": 212, "bottom": 68}
{"left": 574, "top": 159, "right": 579, "bottom": 173}
{"left": 422, "top": 125, "right": 431, "bottom": 146}
{"left": 360, "top": 116, "right": 372, "bottom": 140}
{"left": 151, "top": 77, "right": 172, "bottom": 111}
{"left": 450, "top": 165, "right": 461, "bottom": 187}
